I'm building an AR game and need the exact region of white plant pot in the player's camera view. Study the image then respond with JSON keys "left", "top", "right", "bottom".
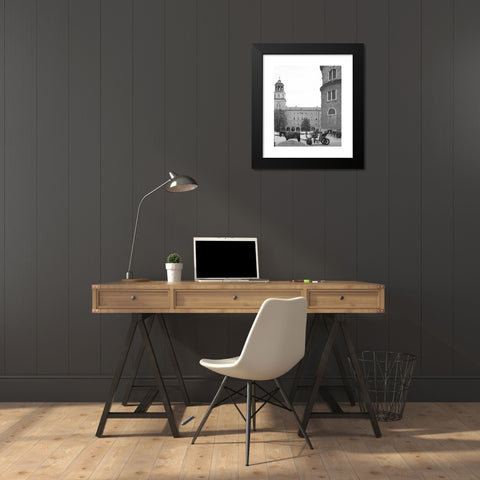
{"left": 165, "top": 263, "right": 183, "bottom": 283}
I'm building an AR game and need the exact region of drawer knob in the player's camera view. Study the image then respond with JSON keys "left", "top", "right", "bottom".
{"left": 233, "top": 295, "right": 238, "bottom": 300}
{"left": 339, "top": 295, "right": 344, "bottom": 300}
{"left": 131, "top": 295, "right": 136, "bottom": 300}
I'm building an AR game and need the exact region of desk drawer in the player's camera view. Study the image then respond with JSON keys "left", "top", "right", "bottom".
{"left": 96, "top": 290, "right": 169, "bottom": 309}
{"left": 308, "top": 289, "right": 381, "bottom": 310}
{"left": 175, "top": 289, "right": 303, "bottom": 310}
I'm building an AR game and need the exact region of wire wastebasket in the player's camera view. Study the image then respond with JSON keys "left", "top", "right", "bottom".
{"left": 350, "top": 351, "right": 416, "bottom": 421}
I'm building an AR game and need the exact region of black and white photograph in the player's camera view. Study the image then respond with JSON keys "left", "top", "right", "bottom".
{"left": 273, "top": 65, "right": 341, "bottom": 148}
{"left": 252, "top": 43, "right": 364, "bottom": 169}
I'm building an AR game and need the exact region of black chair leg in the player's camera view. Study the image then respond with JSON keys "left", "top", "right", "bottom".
{"left": 191, "top": 376, "right": 228, "bottom": 444}
{"left": 275, "top": 378, "right": 314, "bottom": 450}
{"left": 192, "top": 377, "right": 313, "bottom": 467}
{"left": 252, "top": 381, "right": 256, "bottom": 431}
{"left": 246, "top": 380, "right": 252, "bottom": 466}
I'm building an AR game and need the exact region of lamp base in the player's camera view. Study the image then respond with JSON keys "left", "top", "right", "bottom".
{"left": 121, "top": 278, "right": 150, "bottom": 282}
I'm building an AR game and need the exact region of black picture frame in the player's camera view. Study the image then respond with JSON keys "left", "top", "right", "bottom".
{"left": 252, "top": 43, "right": 364, "bottom": 169}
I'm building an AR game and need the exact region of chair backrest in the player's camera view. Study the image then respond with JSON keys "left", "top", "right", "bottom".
{"left": 234, "top": 297, "right": 308, "bottom": 381}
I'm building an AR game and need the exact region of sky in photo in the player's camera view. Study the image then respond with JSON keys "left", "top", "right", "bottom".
{"left": 274, "top": 65, "right": 323, "bottom": 108}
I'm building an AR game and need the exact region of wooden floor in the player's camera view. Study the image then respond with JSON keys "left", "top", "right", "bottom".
{"left": 0, "top": 401, "right": 479, "bottom": 479}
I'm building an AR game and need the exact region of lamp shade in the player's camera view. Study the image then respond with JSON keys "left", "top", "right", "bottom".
{"left": 166, "top": 171, "right": 198, "bottom": 192}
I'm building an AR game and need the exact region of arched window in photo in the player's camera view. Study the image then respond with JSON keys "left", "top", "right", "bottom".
{"left": 328, "top": 108, "right": 336, "bottom": 115}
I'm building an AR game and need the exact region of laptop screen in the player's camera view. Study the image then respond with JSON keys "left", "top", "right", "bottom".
{"left": 194, "top": 237, "right": 259, "bottom": 280}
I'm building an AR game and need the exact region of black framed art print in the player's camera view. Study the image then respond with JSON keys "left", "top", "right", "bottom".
{"left": 252, "top": 43, "right": 364, "bottom": 169}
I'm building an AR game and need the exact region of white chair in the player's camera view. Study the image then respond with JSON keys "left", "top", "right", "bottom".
{"left": 191, "top": 297, "right": 313, "bottom": 466}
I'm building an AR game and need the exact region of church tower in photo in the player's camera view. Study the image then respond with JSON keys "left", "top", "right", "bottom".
{"left": 273, "top": 78, "right": 321, "bottom": 132}
{"left": 274, "top": 78, "right": 286, "bottom": 110}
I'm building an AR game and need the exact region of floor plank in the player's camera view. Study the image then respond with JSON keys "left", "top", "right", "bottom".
{"left": 0, "top": 402, "right": 478, "bottom": 479}
{"left": 3, "top": 404, "right": 95, "bottom": 480}
{"left": 210, "top": 403, "right": 240, "bottom": 480}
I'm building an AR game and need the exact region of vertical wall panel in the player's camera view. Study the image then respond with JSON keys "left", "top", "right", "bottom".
{"left": 161, "top": 0, "right": 201, "bottom": 387}
{"left": 132, "top": 0, "right": 165, "bottom": 280}
{"left": 0, "top": 0, "right": 5, "bottom": 375}
{"left": 164, "top": 0, "right": 197, "bottom": 277}
{"left": 100, "top": 0, "right": 133, "bottom": 374}
{"left": 182, "top": 0, "right": 232, "bottom": 385}
{"left": 4, "top": 0, "right": 37, "bottom": 374}
{"left": 421, "top": 0, "right": 454, "bottom": 375}
{"left": 132, "top": 0, "right": 169, "bottom": 379}
{"left": 36, "top": 0, "right": 69, "bottom": 374}
{"left": 453, "top": 0, "right": 480, "bottom": 375}
{"left": 356, "top": 0, "right": 389, "bottom": 350}
{"left": 226, "top": 0, "right": 261, "bottom": 368}
{"left": 196, "top": 0, "right": 229, "bottom": 236}
{"left": 69, "top": 0, "right": 101, "bottom": 374}
{"left": 323, "top": 0, "right": 357, "bottom": 281}
{"left": 388, "top": 0, "right": 422, "bottom": 359}
{"left": 323, "top": 0, "right": 358, "bottom": 348}
{"left": 291, "top": 0, "right": 334, "bottom": 380}
{"left": 292, "top": 0, "right": 327, "bottom": 282}
{"left": 228, "top": 0, "right": 261, "bottom": 238}
{"left": 259, "top": 0, "right": 294, "bottom": 281}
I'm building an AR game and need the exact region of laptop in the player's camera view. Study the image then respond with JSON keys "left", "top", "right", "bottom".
{"left": 193, "top": 237, "right": 268, "bottom": 282}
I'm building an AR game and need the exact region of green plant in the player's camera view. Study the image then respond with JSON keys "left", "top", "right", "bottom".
{"left": 166, "top": 252, "right": 182, "bottom": 263}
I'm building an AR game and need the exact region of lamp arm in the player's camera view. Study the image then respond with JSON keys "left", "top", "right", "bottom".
{"left": 126, "top": 178, "right": 172, "bottom": 278}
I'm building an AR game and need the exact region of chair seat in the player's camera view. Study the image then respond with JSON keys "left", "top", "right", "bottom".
{"left": 200, "top": 355, "right": 291, "bottom": 381}
{"left": 200, "top": 356, "right": 239, "bottom": 369}
{"left": 201, "top": 356, "right": 273, "bottom": 380}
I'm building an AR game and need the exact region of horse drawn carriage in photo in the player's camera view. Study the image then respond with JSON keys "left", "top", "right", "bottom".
{"left": 279, "top": 130, "right": 301, "bottom": 142}
{"left": 306, "top": 129, "right": 330, "bottom": 145}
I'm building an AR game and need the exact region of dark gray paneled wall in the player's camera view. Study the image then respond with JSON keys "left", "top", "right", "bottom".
{"left": 1, "top": 0, "right": 479, "bottom": 401}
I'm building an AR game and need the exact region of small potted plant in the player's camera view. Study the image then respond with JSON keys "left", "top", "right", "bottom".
{"left": 165, "top": 253, "right": 183, "bottom": 283}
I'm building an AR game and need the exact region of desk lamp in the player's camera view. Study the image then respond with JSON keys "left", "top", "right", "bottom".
{"left": 123, "top": 171, "right": 198, "bottom": 282}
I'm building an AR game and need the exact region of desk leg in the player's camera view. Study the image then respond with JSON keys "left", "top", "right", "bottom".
{"left": 122, "top": 314, "right": 190, "bottom": 407}
{"left": 138, "top": 318, "right": 179, "bottom": 437}
{"left": 96, "top": 314, "right": 180, "bottom": 438}
{"left": 289, "top": 314, "right": 355, "bottom": 406}
{"left": 289, "top": 314, "right": 320, "bottom": 403}
{"left": 301, "top": 318, "right": 340, "bottom": 431}
{"left": 122, "top": 313, "right": 154, "bottom": 406}
{"left": 158, "top": 314, "right": 191, "bottom": 406}
{"left": 324, "top": 314, "right": 356, "bottom": 407}
{"left": 96, "top": 316, "right": 138, "bottom": 437}
{"left": 300, "top": 315, "right": 382, "bottom": 439}
{"left": 340, "top": 320, "right": 381, "bottom": 438}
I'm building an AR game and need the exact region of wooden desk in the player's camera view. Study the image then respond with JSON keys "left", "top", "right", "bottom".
{"left": 93, "top": 280, "right": 384, "bottom": 314}
{"left": 92, "top": 280, "right": 385, "bottom": 437}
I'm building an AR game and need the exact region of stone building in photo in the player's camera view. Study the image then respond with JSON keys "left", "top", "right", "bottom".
{"left": 274, "top": 78, "right": 321, "bottom": 132}
{"left": 319, "top": 66, "right": 341, "bottom": 135}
